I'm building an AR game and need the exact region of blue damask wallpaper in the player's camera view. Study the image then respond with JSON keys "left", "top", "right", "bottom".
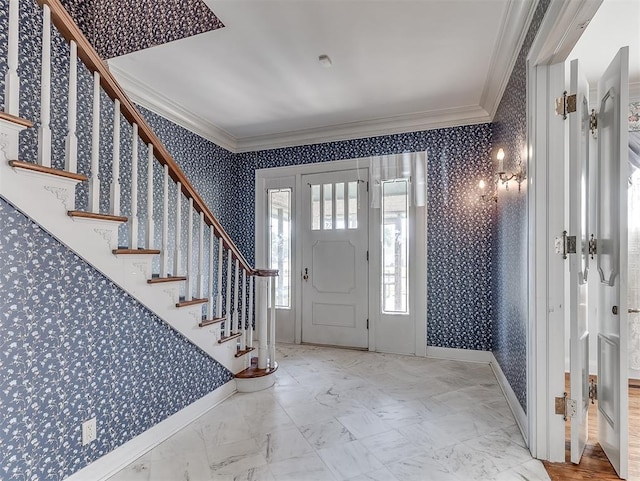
{"left": 491, "top": 0, "right": 551, "bottom": 411}
{"left": 0, "top": 197, "right": 234, "bottom": 480}
{"left": 236, "top": 125, "right": 495, "bottom": 351}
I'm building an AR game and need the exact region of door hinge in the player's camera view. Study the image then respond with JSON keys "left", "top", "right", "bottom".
{"left": 366, "top": 181, "right": 369, "bottom": 192}
{"left": 555, "top": 91, "right": 577, "bottom": 119}
{"left": 555, "top": 392, "right": 577, "bottom": 421}
{"left": 589, "top": 109, "right": 598, "bottom": 138}
{"left": 366, "top": 250, "right": 369, "bottom": 262}
{"left": 555, "top": 231, "right": 576, "bottom": 259}
{"left": 588, "top": 234, "right": 597, "bottom": 259}
{"left": 589, "top": 379, "right": 597, "bottom": 404}
{"left": 366, "top": 319, "right": 369, "bottom": 329}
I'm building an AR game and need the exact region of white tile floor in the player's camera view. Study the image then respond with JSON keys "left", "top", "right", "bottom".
{"left": 108, "top": 344, "right": 551, "bottom": 481}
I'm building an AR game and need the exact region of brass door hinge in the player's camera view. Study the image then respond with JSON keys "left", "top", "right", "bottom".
{"left": 555, "top": 392, "right": 577, "bottom": 421}
{"left": 555, "top": 91, "right": 577, "bottom": 119}
{"left": 555, "top": 231, "right": 576, "bottom": 259}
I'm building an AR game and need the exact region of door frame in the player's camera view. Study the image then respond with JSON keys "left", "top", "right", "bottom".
{"left": 255, "top": 156, "right": 427, "bottom": 355}
{"left": 526, "top": 0, "right": 603, "bottom": 461}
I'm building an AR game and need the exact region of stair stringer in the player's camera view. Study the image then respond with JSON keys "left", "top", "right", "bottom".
{"left": 0, "top": 120, "right": 247, "bottom": 375}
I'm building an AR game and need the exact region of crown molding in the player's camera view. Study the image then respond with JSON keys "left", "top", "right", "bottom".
{"left": 481, "top": 0, "right": 539, "bottom": 119}
{"left": 108, "top": 64, "right": 492, "bottom": 153}
{"left": 235, "top": 106, "right": 491, "bottom": 152}
{"left": 108, "top": 62, "right": 238, "bottom": 153}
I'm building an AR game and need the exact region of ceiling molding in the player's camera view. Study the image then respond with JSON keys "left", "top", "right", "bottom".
{"left": 480, "top": 0, "right": 538, "bottom": 119}
{"left": 235, "top": 106, "right": 491, "bottom": 153}
{"left": 108, "top": 62, "right": 238, "bottom": 152}
{"left": 108, "top": 60, "right": 492, "bottom": 153}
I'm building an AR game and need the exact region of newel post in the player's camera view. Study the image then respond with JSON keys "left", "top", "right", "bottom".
{"left": 254, "top": 269, "right": 278, "bottom": 370}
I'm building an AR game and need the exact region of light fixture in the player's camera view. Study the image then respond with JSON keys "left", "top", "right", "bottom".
{"left": 495, "top": 148, "right": 526, "bottom": 191}
{"left": 318, "top": 54, "right": 332, "bottom": 68}
{"left": 478, "top": 147, "right": 526, "bottom": 204}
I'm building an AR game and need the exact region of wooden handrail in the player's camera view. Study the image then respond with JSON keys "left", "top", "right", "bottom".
{"left": 37, "top": 0, "right": 253, "bottom": 273}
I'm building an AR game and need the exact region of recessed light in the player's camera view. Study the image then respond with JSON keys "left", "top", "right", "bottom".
{"left": 318, "top": 54, "right": 332, "bottom": 68}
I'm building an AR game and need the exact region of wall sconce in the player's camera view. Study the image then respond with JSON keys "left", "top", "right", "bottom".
{"left": 495, "top": 148, "right": 526, "bottom": 191}
{"left": 478, "top": 148, "right": 527, "bottom": 204}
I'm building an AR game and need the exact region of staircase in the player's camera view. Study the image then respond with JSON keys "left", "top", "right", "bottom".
{"left": 0, "top": 0, "right": 277, "bottom": 391}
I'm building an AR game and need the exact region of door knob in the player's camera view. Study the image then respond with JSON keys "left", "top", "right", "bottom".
{"left": 303, "top": 267, "right": 309, "bottom": 281}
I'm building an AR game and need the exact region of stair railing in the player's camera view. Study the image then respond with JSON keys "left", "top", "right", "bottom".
{"left": 2, "top": 0, "right": 279, "bottom": 372}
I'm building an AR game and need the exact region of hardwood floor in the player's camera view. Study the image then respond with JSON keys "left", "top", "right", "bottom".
{"left": 543, "top": 377, "right": 640, "bottom": 480}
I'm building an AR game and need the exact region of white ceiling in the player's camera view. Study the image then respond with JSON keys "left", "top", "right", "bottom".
{"left": 109, "top": 0, "right": 537, "bottom": 152}
{"left": 568, "top": 0, "right": 640, "bottom": 97}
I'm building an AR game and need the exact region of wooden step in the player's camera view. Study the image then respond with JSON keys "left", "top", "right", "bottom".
{"left": 0, "top": 112, "right": 34, "bottom": 128}
{"left": 175, "top": 297, "right": 208, "bottom": 308}
{"left": 9, "top": 160, "right": 87, "bottom": 182}
{"left": 112, "top": 248, "right": 161, "bottom": 255}
{"left": 234, "top": 346, "right": 255, "bottom": 358}
{"left": 199, "top": 317, "right": 224, "bottom": 328}
{"left": 218, "top": 332, "right": 242, "bottom": 344}
{"left": 68, "top": 211, "right": 128, "bottom": 223}
{"left": 235, "top": 357, "right": 278, "bottom": 378}
{"left": 147, "top": 275, "right": 187, "bottom": 284}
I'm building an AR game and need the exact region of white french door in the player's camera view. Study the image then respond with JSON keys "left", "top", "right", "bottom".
{"left": 300, "top": 169, "right": 369, "bottom": 349}
{"left": 567, "top": 47, "right": 629, "bottom": 478}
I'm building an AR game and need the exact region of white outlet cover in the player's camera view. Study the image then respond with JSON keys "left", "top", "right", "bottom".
{"left": 82, "top": 417, "right": 97, "bottom": 445}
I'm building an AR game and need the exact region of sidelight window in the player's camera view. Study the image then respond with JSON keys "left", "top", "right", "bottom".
{"left": 268, "top": 188, "right": 291, "bottom": 309}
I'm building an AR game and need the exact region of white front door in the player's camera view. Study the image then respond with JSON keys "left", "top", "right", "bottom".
{"left": 595, "top": 46, "right": 629, "bottom": 479}
{"left": 568, "top": 58, "right": 591, "bottom": 464}
{"left": 301, "top": 169, "right": 369, "bottom": 348}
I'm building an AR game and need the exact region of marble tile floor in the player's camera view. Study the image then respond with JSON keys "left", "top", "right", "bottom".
{"left": 107, "top": 344, "right": 550, "bottom": 481}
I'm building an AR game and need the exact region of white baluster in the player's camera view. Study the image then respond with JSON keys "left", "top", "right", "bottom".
{"left": 207, "top": 226, "right": 215, "bottom": 320}
{"left": 225, "top": 250, "right": 232, "bottom": 337}
{"left": 88, "top": 71, "right": 101, "bottom": 212}
{"left": 269, "top": 276, "right": 276, "bottom": 368}
{"left": 240, "top": 269, "right": 247, "bottom": 350}
{"left": 198, "top": 212, "right": 205, "bottom": 299}
{"left": 4, "top": 0, "right": 20, "bottom": 115}
{"left": 173, "top": 182, "right": 182, "bottom": 276}
{"left": 248, "top": 276, "right": 254, "bottom": 349}
{"left": 64, "top": 40, "right": 78, "bottom": 173}
{"left": 257, "top": 276, "right": 268, "bottom": 369}
{"left": 128, "top": 123, "right": 139, "bottom": 249}
{"left": 110, "top": 99, "right": 121, "bottom": 216}
{"left": 233, "top": 258, "right": 240, "bottom": 333}
{"left": 185, "top": 197, "right": 194, "bottom": 301}
{"left": 216, "top": 237, "right": 223, "bottom": 319}
{"left": 146, "top": 144, "right": 154, "bottom": 249}
{"left": 160, "top": 164, "right": 169, "bottom": 277}
{"left": 37, "top": 4, "right": 52, "bottom": 167}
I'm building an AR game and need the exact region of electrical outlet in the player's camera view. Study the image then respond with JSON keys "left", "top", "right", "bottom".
{"left": 82, "top": 417, "right": 97, "bottom": 445}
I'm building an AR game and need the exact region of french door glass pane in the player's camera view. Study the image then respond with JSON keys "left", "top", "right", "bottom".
{"left": 348, "top": 181, "right": 358, "bottom": 229}
{"left": 336, "top": 182, "right": 345, "bottom": 229}
{"left": 382, "top": 180, "right": 409, "bottom": 314}
{"left": 311, "top": 184, "right": 320, "bottom": 231}
{"left": 269, "top": 188, "right": 291, "bottom": 309}
{"left": 323, "top": 183, "right": 333, "bottom": 230}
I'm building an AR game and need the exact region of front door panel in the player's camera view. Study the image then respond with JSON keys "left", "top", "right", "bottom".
{"left": 301, "top": 170, "right": 369, "bottom": 348}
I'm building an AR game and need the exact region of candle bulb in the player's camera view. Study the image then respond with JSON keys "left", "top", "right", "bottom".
{"left": 497, "top": 148, "right": 505, "bottom": 173}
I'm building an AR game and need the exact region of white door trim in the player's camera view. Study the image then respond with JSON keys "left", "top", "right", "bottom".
{"left": 526, "top": 0, "right": 603, "bottom": 461}
{"left": 255, "top": 156, "right": 427, "bottom": 356}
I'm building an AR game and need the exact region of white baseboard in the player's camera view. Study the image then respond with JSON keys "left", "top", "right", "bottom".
{"left": 64, "top": 380, "right": 237, "bottom": 481}
{"left": 490, "top": 353, "right": 528, "bottom": 444}
{"left": 426, "top": 346, "right": 492, "bottom": 363}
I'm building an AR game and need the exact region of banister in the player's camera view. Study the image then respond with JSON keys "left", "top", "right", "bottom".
{"left": 37, "top": 0, "right": 253, "bottom": 273}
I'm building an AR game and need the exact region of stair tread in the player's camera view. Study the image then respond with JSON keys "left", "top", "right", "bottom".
{"left": 113, "top": 248, "right": 161, "bottom": 255}
{"left": 147, "top": 276, "right": 188, "bottom": 284}
{"left": 9, "top": 160, "right": 87, "bottom": 182}
{"left": 0, "top": 112, "right": 34, "bottom": 128}
{"left": 235, "top": 357, "right": 278, "bottom": 378}
{"left": 199, "top": 317, "right": 224, "bottom": 327}
{"left": 218, "top": 332, "right": 242, "bottom": 344}
{"left": 234, "top": 346, "right": 255, "bottom": 358}
{"left": 68, "top": 210, "right": 128, "bottom": 223}
{"left": 175, "top": 297, "right": 208, "bottom": 308}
